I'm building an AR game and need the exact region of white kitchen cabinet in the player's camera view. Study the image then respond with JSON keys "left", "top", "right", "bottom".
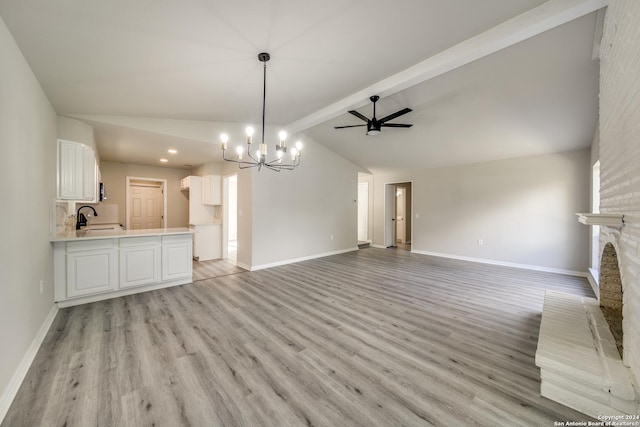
{"left": 119, "top": 236, "right": 160, "bottom": 288}
{"left": 190, "top": 224, "right": 221, "bottom": 261}
{"left": 162, "top": 234, "right": 193, "bottom": 281}
{"left": 82, "top": 145, "right": 97, "bottom": 201}
{"left": 187, "top": 176, "right": 215, "bottom": 224}
{"left": 180, "top": 176, "right": 190, "bottom": 191}
{"left": 57, "top": 139, "right": 84, "bottom": 199}
{"left": 66, "top": 239, "right": 117, "bottom": 298}
{"left": 53, "top": 230, "right": 193, "bottom": 307}
{"left": 57, "top": 139, "right": 98, "bottom": 201}
{"left": 202, "top": 175, "right": 221, "bottom": 205}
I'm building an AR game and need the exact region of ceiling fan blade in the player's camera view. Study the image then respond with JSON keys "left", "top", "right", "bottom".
{"left": 379, "top": 108, "right": 412, "bottom": 124}
{"left": 381, "top": 123, "right": 413, "bottom": 128}
{"left": 334, "top": 124, "right": 367, "bottom": 129}
{"left": 348, "top": 110, "right": 370, "bottom": 122}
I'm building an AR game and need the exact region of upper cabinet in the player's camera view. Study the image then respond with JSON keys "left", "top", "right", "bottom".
{"left": 202, "top": 175, "right": 221, "bottom": 205}
{"left": 180, "top": 176, "right": 190, "bottom": 191}
{"left": 57, "top": 139, "right": 98, "bottom": 202}
{"left": 82, "top": 145, "right": 97, "bottom": 200}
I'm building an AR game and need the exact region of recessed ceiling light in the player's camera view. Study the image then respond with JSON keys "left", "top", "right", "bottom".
{"left": 160, "top": 158, "right": 168, "bottom": 163}
{"left": 168, "top": 149, "right": 177, "bottom": 154}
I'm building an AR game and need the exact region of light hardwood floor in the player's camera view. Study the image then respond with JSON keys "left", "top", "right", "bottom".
{"left": 3, "top": 248, "right": 595, "bottom": 426}
{"left": 192, "top": 258, "right": 245, "bottom": 282}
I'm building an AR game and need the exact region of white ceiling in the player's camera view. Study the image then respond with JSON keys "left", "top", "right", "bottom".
{"left": 0, "top": 0, "right": 603, "bottom": 173}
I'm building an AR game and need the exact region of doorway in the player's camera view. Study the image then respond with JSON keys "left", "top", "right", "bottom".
{"left": 223, "top": 174, "right": 238, "bottom": 263}
{"left": 357, "top": 182, "right": 369, "bottom": 242}
{"left": 384, "top": 182, "right": 412, "bottom": 250}
{"left": 125, "top": 177, "right": 167, "bottom": 230}
{"left": 396, "top": 187, "right": 407, "bottom": 244}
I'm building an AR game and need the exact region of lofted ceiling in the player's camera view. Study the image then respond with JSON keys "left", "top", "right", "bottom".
{"left": 0, "top": 0, "right": 604, "bottom": 173}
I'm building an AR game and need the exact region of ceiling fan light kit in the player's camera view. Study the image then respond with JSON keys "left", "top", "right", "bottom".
{"left": 335, "top": 95, "right": 413, "bottom": 135}
{"left": 221, "top": 52, "right": 303, "bottom": 171}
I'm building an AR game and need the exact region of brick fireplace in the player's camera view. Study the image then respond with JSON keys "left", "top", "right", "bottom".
{"left": 599, "top": 0, "right": 640, "bottom": 390}
{"left": 535, "top": 0, "right": 640, "bottom": 417}
{"left": 535, "top": 216, "right": 637, "bottom": 416}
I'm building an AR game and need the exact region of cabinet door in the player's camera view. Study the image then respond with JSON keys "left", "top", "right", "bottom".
{"left": 162, "top": 235, "right": 192, "bottom": 281}
{"left": 119, "top": 237, "right": 160, "bottom": 288}
{"left": 202, "top": 175, "right": 221, "bottom": 205}
{"left": 82, "top": 146, "right": 97, "bottom": 202}
{"left": 57, "top": 139, "right": 97, "bottom": 201}
{"left": 180, "top": 176, "right": 190, "bottom": 191}
{"left": 66, "top": 241, "right": 117, "bottom": 297}
{"left": 58, "top": 139, "right": 83, "bottom": 199}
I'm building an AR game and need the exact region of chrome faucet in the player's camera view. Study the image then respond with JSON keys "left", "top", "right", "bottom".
{"left": 76, "top": 205, "right": 98, "bottom": 230}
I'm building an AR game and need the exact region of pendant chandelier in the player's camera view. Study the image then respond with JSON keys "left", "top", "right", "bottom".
{"left": 220, "top": 52, "right": 302, "bottom": 171}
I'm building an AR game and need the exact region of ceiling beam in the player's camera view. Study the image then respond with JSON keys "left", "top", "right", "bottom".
{"left": 286, "top": 0, "right": 608, "bottom": 134}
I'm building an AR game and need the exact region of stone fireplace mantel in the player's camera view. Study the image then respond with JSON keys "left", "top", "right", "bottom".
{"left": 576, "top": 213, "right": 625, "bottom": 227}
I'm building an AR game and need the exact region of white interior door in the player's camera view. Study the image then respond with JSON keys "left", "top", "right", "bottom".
{"left": 129, "top": 183, "right": 162, "bottom": 229}
{"left": 396, "top": 187, "right": 406, "bottom": 244}
{"left": 384, "top": 184, "right": 397, "bottom": 248}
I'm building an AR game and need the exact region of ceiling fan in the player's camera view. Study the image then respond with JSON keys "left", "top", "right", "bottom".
{"left": 334, "top": 95, "right": 413, "bottom": 135}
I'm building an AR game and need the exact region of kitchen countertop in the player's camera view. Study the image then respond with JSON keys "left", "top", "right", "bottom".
{"left": 51, "top": 227, "right": 193, "bottom": 242}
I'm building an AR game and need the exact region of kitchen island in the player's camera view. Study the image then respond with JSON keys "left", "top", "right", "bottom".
{"left": 52, "top": 228, "right": 193, "bottom": 307}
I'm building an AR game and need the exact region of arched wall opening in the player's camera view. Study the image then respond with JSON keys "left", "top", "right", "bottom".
{"left": 598, "top": 242, "right": 623, "bottom": 357}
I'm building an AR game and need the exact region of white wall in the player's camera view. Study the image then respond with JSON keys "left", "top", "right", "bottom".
{"left": 358, "top": 173, "right": 374, "bottom": 242}
{"left": 236, "top": 168, "right": 253, "bottom": 268}
{"left": 0, "top": 16, "right": 57, "bottom": 419}
{"left": 598, "top": 0, "right": 640, "bottom": 384}
{"left": 99, "top": 161, "right": 190, "bottom": 228}
{"left": 191, "top": 161, "right": 222, "bottom": 177}
{"left": 369, "top": 149, "right": 591, "bottom": 273}
{"left": 412, "top": 150, "right": 590, "bottom": 272}
{"left": 250, "top": 137, "right": 359, "bottom": 268}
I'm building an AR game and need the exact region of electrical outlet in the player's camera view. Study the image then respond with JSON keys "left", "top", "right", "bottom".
{"left": 39, "top": 280, "right": 44, "bottom": 294}
{"left": 478, "top": 239, "right": 484, "bottom": 246}
{"left": 415, "top": 213, "right": 420, "bottom": 219}
{"left": 330, "top": 234, "right": 334, "bottom": 241}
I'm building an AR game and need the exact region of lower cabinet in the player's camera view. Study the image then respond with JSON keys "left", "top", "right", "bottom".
{"left": 66, "top": 239, "right": 118, "bottom": 298}
{"left": 119, "top": 236, "right": 161, "bottom": 288}
{"left": 162, "top": 234, "right": 193, "bottom": 281}
{"left": 54, "top": 232, "right": 193, "bottom": 306}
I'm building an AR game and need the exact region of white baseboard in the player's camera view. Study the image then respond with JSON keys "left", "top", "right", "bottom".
{"left": 371, "top": 244, "right": 387, "bottom": 249}
{"left": 56, "top": 277, "right": 192, "bottom": 308}
{"left": 250, "top": 247, "right": 359, "bottom": 271}
{"left": 0, "top": 304, "right": 58, "bottom": 423}
{"left": 410, "top": 249, "right": 588, "bottom": 277}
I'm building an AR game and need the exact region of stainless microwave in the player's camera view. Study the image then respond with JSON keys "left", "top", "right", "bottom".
{"left": 99, "top": 182, "right": 106, "bottom": 201}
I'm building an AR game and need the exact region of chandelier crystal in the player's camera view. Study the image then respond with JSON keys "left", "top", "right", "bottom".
{"left": 221, "top": 52, "right": 302, "bottom": 171}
